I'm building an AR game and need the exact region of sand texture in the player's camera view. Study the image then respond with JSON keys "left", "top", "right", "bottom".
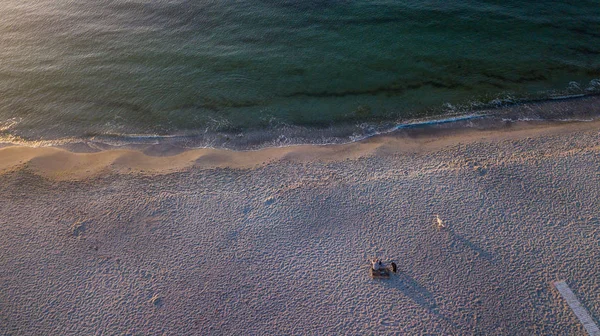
{"left": 1, "top": 122, "right": 600, "bottom": 335}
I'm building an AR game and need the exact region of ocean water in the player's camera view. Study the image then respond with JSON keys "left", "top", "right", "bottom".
{"left": 1, "top": 0, "right": 599, "bottom": 148}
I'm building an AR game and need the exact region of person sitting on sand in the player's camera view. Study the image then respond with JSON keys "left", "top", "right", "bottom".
{"left": 372, "top": 258, "right": 383, "bottom": 271}
{"left": 371, "top": 258, "right": 397, "bottom": 273}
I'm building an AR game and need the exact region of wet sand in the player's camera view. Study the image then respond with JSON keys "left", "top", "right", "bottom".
{"left": 1, "top": 120, "right": 599, "bottom": 335}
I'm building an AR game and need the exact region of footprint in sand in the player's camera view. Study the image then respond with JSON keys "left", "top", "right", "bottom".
{"left": 474, "top": 165, "right": 488, "bottom": 176}
{"left": 264, "top": 197, "right": 275, "bottom": 205}
{"left": 71, "top": 220, "right": 89, "bottom": 237}
{"left": 149, "top": 295, "right": 163, "bottom": 308}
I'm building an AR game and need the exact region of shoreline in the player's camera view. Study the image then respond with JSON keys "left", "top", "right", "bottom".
{"left": 2, "top": 93, "right": 600, "bottom": 153}
{"left": 1, "top": 117, "right": 599, "bottom": 180}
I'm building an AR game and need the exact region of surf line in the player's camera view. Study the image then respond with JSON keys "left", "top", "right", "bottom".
{"left": 393, "top": 114, "right": 485, "bottom": 130}
{"left": 553, "top": 280, "right": 600, "bottom": 336}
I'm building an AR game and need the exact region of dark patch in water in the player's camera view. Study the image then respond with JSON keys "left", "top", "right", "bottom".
{"left": 541, "top": 22, "right": 600, "bottom": 39}
{"left": 567, "top": 26, "right": 600, "bottom": 39}
{"left": 585, "top": 68, "right": 600, "bottom": 76}
{"left": 176, "top": 99, "right": 265, "bottom": 112}
{"left": 480, "top": 80, "right": 507, "bottom": 89}
{"left": 285, "top": 79, "right": 472, "bottom": 98}
{"left": 61, "top": 99, "right": 155, "bottom": 117}
{"left": 569, "top": 46, "right": 600, "bottom": 56}
{"left": 259, "top": 0, "right": 346, "bottom": 11}
{"left": 483, "top": 71, "right": 548, "bottom": 84}
{"left": 318, "top": 15, "right": 410, "bottom": 27}
{"left": 100, "top": 100, "right": 153, "bottom": 115}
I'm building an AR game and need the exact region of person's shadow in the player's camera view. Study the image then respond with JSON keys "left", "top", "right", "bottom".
{"left": 446, "top": 227, "right": 495, "bottom": 263}
{"left": 378, "top": 270, "right": 457, "bottom": 328}
{"left": 382, "top": 271, "right": 438, "bottom": 313}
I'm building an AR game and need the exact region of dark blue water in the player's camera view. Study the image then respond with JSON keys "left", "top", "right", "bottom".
{"left": 0, "top": 0, "right": 599, "bottom": 148}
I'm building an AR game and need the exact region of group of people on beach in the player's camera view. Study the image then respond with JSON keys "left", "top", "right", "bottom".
{"left": 371, "top": 258, "right": 397, "bottom": 274}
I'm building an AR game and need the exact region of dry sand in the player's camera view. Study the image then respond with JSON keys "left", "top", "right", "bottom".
{"left": 1, "top": 121, "right": 600, "bottom": 335}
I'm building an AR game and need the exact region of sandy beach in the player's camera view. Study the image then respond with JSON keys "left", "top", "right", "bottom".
{"left": 1, "top": 120, "right": 599, "bottom": 335}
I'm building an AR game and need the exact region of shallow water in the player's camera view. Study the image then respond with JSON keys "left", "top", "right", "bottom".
{"left": 0, "top": 0, "right": 599, "bottom": 147}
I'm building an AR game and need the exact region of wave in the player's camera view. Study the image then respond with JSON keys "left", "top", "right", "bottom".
{"left": 1, "top": 93, "right": 599, "bottom": 151}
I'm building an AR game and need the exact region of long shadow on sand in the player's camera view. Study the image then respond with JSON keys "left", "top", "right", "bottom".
{"left": 446, "top": 228, "right": 495, "bottom": 263}
{"left": 379, "top": 271, "right": 456, "bottom": 328}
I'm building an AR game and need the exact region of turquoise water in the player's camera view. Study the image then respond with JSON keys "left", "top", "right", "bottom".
{"left": 1, "top": 0, "right": 599, "bottom": 147}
